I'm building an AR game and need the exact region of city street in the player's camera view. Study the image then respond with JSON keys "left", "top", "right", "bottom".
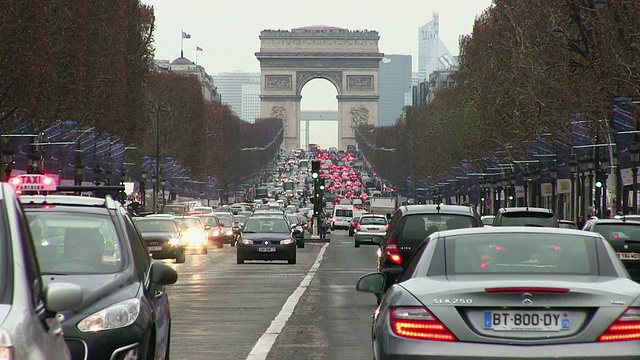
{"left": 165, "top": 230, "right": 379, "bottom": 360}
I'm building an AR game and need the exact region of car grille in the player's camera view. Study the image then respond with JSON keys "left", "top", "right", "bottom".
{"left": 147, "top": 241, "right": 159, "bottom": 246}
{"left": 65, "top": 339, "right": 87, "bottom": 360}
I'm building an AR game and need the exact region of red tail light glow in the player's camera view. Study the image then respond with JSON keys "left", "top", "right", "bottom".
{"left": 390, "top": 307, "right": 456, "bottom": 341}
{"left": 386, "top": 237, "right": 402, "bottom": 265}
{"left": 356, "top": 224, "right": 361, "bottom": 231}
{"left": 9, "top": 177, "right": 21, "bottom": 186}
{"left": 485, "top": 287, "right": 570, "bottom": 294}
{"left": 385, "top": 223, "right": 390, "bottom": 230}
{"left": 599, "top": 308, "right": 640, "bottom": 342}
{"left": 613, "top": 233, "right": 620, "bottom": 239}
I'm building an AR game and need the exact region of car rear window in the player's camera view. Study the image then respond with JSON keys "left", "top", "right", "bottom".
{"left": 400, "top": 214, "right": 476, "bottom": 241}
{"left": 445, "top": 234, "right": 597, "bottom": 275}
{"left": 497, "top": 212, "right": 556, "bottom": 227}
{"left": 335, "top": 209, "right": 353, "bottom": 217}
{"left": 360, "top": 217, "right": 387, "bottom": 225}
{"left": 593, "top": 223, "right": 640, "bottom": 241}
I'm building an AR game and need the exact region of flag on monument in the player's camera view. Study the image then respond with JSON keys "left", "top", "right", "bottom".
{"left": 196, "top": 45, "right": 203, "bottom": 51}
{"left": 181, "top": 31, "right": 191, "bottom": 39}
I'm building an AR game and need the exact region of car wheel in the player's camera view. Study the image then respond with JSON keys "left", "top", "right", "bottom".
{"left": 297, "top": 240, "right": 305, "bottom": 248}
{"left": 216, "top": 242, "right": 223, "bottom": 249}
{"left": 288, "top": 255, "right": 296, "bottom": 264}
{"left": 200, "top": 246, "right": 208, "bottom": 255}
{"left": 175, "top": 252, "right": 186, "bottom": 264}
{"left": 355, "top": 241, "right": 360, "bottom": 248}
{"left": 237, "top": 254, "right": 244, "bottom": 264}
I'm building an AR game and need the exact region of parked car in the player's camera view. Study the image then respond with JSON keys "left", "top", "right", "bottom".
{"left": 21, "top": 187, "right": 178, "bottom": 360}
{"left": 582, "top": 218, "right": 640, "bottom": 280}
{"left": 0, "top": 182, "right": 83, "bottom": 360}
{"left": 492, "top": 207, "right": 558, "bottom": 227}
{"left": 357, "top": 227, "right": 640, "bottom": 359}
{"left": 236, "top": 216, "right": 300, "bottom": 264}
{"left": 132, "top": 216, "right": 186, "bottom": 263}
{"left": 354, "top": 214, "right": 388, "bottom": 247}
{"left": 376, "top": 204, "right": 482, "bottom": 302}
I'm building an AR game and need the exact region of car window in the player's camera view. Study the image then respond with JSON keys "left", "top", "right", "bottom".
{"left": 360, "top": 217, "right": 387, "bottom": 225}
{"left": 400, "top": 214, "right": 475, "bottom": 243}
{"left": 243, "top": 218, "right": 290, "bottom": 233}
{"left": 335, "top": 209, "right": 353, "bottom": 217}
{"left": 199, "top": 216, "right": 219, "bottom": 227}
{"left": 123, "top": 210, "right": 151, "bottom": 279}
{"left": 593, "top": 223, "right": 640, "bottom": 241}
{"left": 134, "top": 219, "right": 178, "bottom": 233}
{"left": 26, "top": 212, "right": 124, "bottom": 274}
{"left": 287, "top": 215, "right": 299, "bottom": 224}
{"left": 445, "top": 233, "right": 597, "bottom": 275}
{"left": 218, "top": 218, "right": 232, "bottom": 226}
{"left": 497, "top": 212, "right": 556, "bottom": 227}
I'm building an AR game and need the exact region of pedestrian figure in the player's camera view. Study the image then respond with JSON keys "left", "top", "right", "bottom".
{"left": 319, "top": 211, "right": 327, "bottom": 239}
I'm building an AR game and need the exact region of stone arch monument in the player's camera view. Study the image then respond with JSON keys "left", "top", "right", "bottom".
{"left": 255, "top": 26, "right": 384, "bottom": 150}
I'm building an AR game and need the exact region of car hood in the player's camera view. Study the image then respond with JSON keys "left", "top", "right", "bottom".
{"left": 241, "top": 232, "right": 292, "bottom": 241}
{"left": 42, "top": 272, "right": 139, "bottom": 314}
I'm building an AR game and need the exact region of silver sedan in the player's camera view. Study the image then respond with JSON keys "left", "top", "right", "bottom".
{"left": 354, "top": 214, "right": 388, "bottom": 247}
{"left": 357, "top": 227, "right": 640, "bottom": 359}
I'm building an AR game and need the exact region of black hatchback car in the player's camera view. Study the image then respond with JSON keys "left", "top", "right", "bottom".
{"left": 374, "top": 204, "right": 482, "bottom": 301}
{"left": 236, "top": 216, "right": 300, "bottom": 264}
{"left": 21, "top": 191, "right": 178, "bottom": 360}
{"left": 133, "top": 217, "right": 186, "bottom": 263}
{"left": 582, "top": 218, "right": 640, "bottom": 280}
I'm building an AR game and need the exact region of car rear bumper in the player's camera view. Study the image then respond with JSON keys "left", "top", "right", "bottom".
{"left": 355, "top": 232, "right": 386, "bottom": 243}
{"left": 376, "top": 336, "right": 640, "bottom": 359}
{"left": 150, "top": 245, "right": 184, "bottom": 259}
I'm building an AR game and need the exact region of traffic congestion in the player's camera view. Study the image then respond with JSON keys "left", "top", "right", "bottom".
{"left": 2, "top": 146, "right": 640, "bottom": 360}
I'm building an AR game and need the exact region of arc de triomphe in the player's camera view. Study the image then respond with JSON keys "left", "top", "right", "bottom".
{"left": 255, "top": 26, "right": 384, "bottom": 150}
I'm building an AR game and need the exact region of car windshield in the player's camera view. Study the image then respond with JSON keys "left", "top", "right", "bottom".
{"left": 199, "top": 216, "right": 219, "bottom": 227}
{"left": 287, "top": 215, "right": 300, "bottom": 224}
{"left": 134, "top": 219, "right": 178, "bottom": 233}
{"left": 445, "top": 233, "right": 597, "bottom": 275}
{"left": 498, "top": 212, "right": 556, "bottom": 227}
{"left": 193, "top": 207, "right": 213, "bottom": 214}
{"left": 243, "top": 218, "right": 290, "bottom": 233}
{"left": 176, "top": 217, "right": 203, "bottom": 229}
{"left": 26, "top": 212, "right": 123, "bottom": 274}
{"left": 218, "top": 218, "right": 232, "bottom": 227}
{"left": 360, "top": 217, "right": 387, "bottom": 225}
{"left": 594, "top": 223, "right": 640, "bottom": 242}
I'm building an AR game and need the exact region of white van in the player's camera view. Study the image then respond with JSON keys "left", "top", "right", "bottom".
{"left": 331, "top": 205, "right": 355, "bottom": 230}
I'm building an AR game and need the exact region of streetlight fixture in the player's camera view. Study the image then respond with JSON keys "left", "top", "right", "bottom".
{"left": 630, "top": 143, "right": 640, "bottom": 214}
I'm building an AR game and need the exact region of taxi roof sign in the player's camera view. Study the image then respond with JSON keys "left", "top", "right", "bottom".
{"left": 9, "top": 174, "right": 56, "bottom": 192}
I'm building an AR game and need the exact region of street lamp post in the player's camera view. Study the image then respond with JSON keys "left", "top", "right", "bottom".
{"left": 140, "top": 171, "right": 147, "bottom": 211}
{"left": 150, "top": 102, "right": 166, "bottom": 215}
{"left": 161, "top": 178, "right": 167, "bottom": 211}
{"left": 587, "top": 154, "right": 596, "bottom": 215}
{"left": 579, "top": 155, "right": 588, "bottom": 218}
{"left": 550, "top": 164, "right": 558, "bottom": 214}
{"left": 569, "top": 156, "right": 578, "bottom": 221}
{"left": 630, "top": 143, "right": 640, "bottom": 214}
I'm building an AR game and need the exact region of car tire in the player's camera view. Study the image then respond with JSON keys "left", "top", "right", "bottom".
{"left": 217, "top": 242, "right": 223, "bottom": 249}
{"left": 175, "top": 252, "right": 186, "bottom": 264}
{"left": 237, "top": 254, "right": 244, "bottom": 264}
{"left": 288, "top": 255, "right": 296, "bottom": 264}
{"left": 200, "top": 247, "right": 208, "bottom": 255}
{"left": 297, "top": 240, "right": 305, "bottom": 248}
{"left": 355, "top": 241, "right": 360, "bottom": 248}
{"left": 230, "top": 241, "right": 235, "bottom": 247}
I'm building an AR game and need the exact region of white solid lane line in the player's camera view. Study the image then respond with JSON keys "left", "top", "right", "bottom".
{"left": 246, "top": 243, "right": 330, "bottom": 360}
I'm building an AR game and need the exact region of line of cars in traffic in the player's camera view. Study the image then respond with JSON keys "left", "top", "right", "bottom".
{"left": 354, "top": 203, "right": 640, "bottom": 359}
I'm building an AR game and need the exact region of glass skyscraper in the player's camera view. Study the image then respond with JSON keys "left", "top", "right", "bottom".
{"left": 212, "top": 72, "right": 261, "bottom": 122}
{"left": 418, "top": 12, "right": 454, "bottom": 81}
{"left": 378, "top": 54, "right": 412, "bottom": 127}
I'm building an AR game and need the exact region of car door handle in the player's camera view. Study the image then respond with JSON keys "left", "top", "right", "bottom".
{"left": 154, "top": 290, "right": 165, "bottom": 299}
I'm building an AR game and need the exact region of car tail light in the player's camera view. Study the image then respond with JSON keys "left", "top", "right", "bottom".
{"left": 599, "top": 308, "right": 640, "bottom": 342}
{"left": 356, "top": 224, "right": 361, "bottom": 231}
{"left": 390, "top": 307, "right": 456, "bottom": 341}
{"left": 386, "top": 237, "right": 402, "bottom": 265}
{"left": 385, "top": 223, "right": 390, "bottom": 230}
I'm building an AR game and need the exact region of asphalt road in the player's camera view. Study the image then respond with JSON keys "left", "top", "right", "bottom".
{"left": 163, "top": 230, "right": 379, "bottom": 360}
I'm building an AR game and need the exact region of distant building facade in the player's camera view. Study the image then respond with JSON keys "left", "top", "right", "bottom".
{"left": 417, "top": 12, "right": 456, "bottom": 81}
{"left": 212, "top": 72, "right": 261, "bottom": 123}
{"left": 154, "top": 57, "right": 221, "bottom": 104}
{"left": 378, "top": 54, "right": 412, "bottom": 127}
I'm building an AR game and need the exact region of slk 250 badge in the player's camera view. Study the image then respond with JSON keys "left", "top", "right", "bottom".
{"left": 433, "top": 298, "right": 473, "bottom": 304}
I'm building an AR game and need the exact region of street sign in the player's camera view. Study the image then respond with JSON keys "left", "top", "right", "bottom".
{"left": 485, "top": 198, "right": 492, "bottom": 206}
{"left": 9, "top": 174, "right": 57, "bottom": 192}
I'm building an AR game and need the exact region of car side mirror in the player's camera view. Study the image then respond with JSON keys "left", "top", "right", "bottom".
{"left": 292, "top": 227, "right": 302, "bottom": 235}
{"left": 355, "top": 273, "right": 385, "bottom": 294}
{"left": 204, "top": 225, "right": 211, "bottom": 230}
{"left": 151, "top": 262, "right": 178, "bottom": 288}
{"left": 44, "top": 282, "right": 83, "bottom": 312}
{"left": 371, "top": 235, "right": 384, "bottom": 245}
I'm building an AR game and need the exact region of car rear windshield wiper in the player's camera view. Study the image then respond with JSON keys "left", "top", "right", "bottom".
{"left": 40, "top": 272, "right": 68, "bottom": 276}
{"left": 242, "top": 230, "right": 255, "bottom": 233}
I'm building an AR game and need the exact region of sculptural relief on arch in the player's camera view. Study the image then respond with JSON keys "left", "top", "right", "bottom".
{"left": 256, "top": 26, "right": 383, "bottom": 150}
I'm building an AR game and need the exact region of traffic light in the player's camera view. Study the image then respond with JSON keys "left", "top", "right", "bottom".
{"left": 311, "top": 160, "right": 320, "bottom": 180}
{"left": 319, "top": 178, "right": 325, "bottom": 192}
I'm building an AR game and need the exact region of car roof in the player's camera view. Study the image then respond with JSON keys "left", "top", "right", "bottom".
{"left": 435, "top": 226, "right": 599, "bottom": 238}
{"left": 19, "top": 194, "right": 112, "bottom": 208}
{"left": 587, "top": 218, "right": 640, "bottom": 225}
{"left": 497, "top": 206, "right": 554, "bottom": 214}
{"left": 395, "top": 204, "right": 478, "bottom": 216}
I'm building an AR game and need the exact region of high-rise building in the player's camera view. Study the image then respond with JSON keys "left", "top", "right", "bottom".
{"left": 418, "top": 12, "right": 455, "bottom": 81}
{"left": 242, "top": 83, "right": 261, "bottom": 123}
{"left": 378, "top": 55, "right": 412, "bottom": 127}
{"left": 212, "top": 72, "right": 261, "bottom": 122}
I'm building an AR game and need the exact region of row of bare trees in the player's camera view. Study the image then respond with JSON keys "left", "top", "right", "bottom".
{"left": 0, "top": 1, "right": 281, "bottom": 188}
{"left": 358, "top": 0, "right": 640, "bottom": 191}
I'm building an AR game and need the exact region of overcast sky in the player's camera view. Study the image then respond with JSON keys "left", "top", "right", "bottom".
{"left": 144, "top": 0, "right": 493, "bottom": 147}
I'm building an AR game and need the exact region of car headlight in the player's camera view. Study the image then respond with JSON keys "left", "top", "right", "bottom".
{"left": 241, "top": 239, "right": 253, "bottom": 245}
{"left": 77, "top": 298, "right": 140, "bottom": 332}
{"left": 225, "top": 230, "right": 233, "bottom": 236}
{"left": 169, "top": 237, "right": 181, "bottom": 246}
{"left": 281, "top": 239, "right": 295, "bottom": 245}
{"left": 213, "top": 229, "right": 221, "bottom": 236}
{"left": 182, "top": 229, "right": 206, "bottom": 245}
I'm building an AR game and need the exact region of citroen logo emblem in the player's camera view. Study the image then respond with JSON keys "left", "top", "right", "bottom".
{"left": 521, "top": 293, "right": 533, "bottom": 306}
